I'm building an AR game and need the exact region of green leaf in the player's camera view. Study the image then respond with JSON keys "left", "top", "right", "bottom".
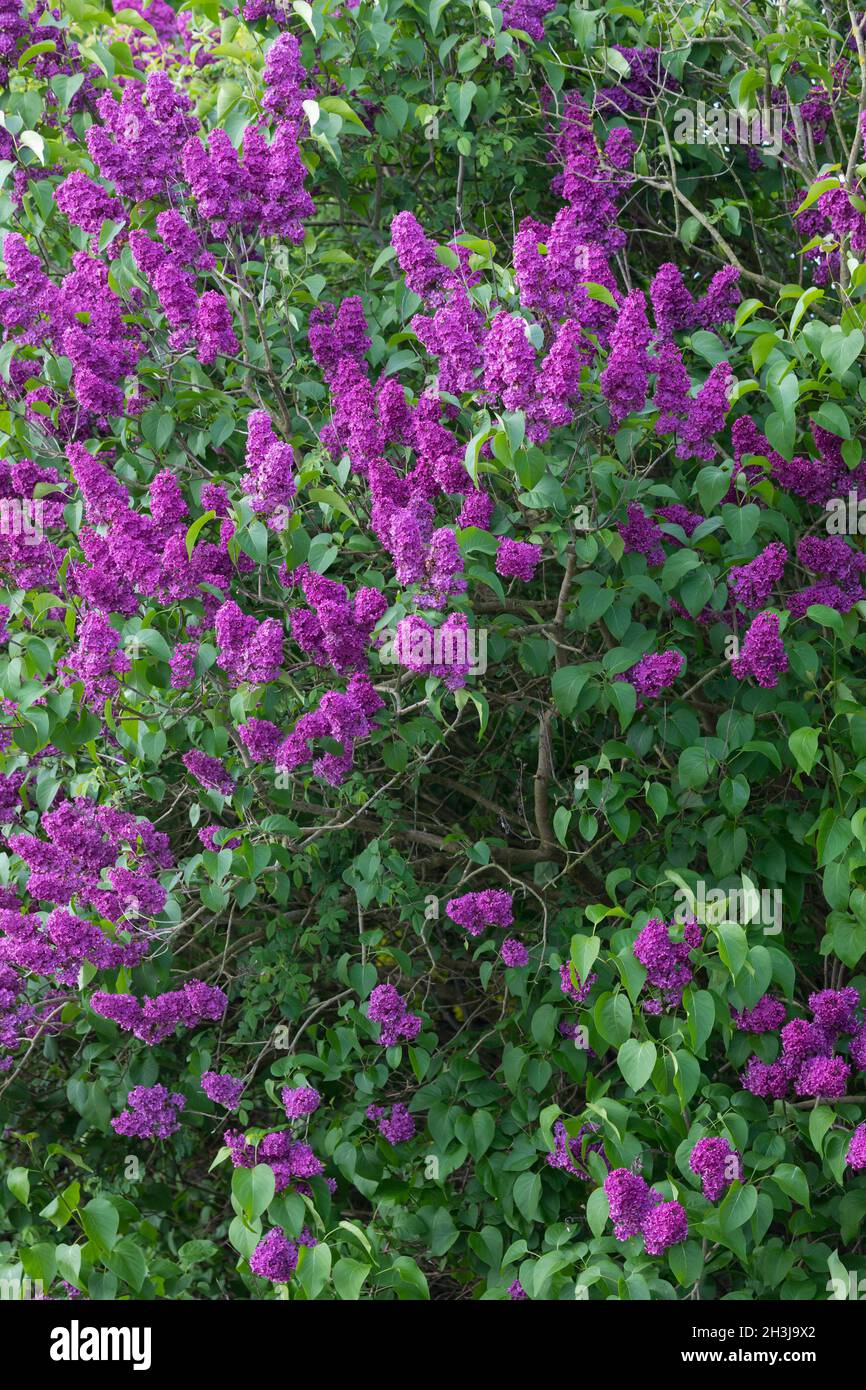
{"left": 105, "top": 1236, "right": 148, "bottom": 1292}
{"left": 551, "top": 665, "right": 592, "bottom": 717}
{"left": 513, "top": 1170, "right": 541, "bottom": 1222}
{"left": 80, "top": 1197, "right": 119, "bottom": 1254}
{"left": 773, "top": 1163, "right": 811, "bottom": 1211}
{"left": 821, "top": 327, "right": 864, "bottom": 379}
{"left": 333, "top": 1256, "right": 370, "bottom": 1300}
{"left": 788, "top": 726, "right": 820, "bottom": 776}
{"left": 617, "top": 1038, "right": 657, "bottom": 1091}
{"left": 718, "top": 1181, "right": 757, "bottom": 1232}
{"left": 570, "top": 933, "right": 600, "bottom": 985}
{"left": 7, "top": 1167, "right": 30, "bottom": 1207}
{"left": 586, "top": 1186, "right": 609, "bottom": 1237}
{"left": 185, "top": 509, "right": 217, "bottom": 558}
{"left": 597, "top": 992, "right": 633, "bottom": 1047}
{"left": 808, "top": 1105, "right": 836, "bottom": 1157}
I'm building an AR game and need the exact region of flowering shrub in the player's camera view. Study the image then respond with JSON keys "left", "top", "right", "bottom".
{"left": 2, "top": 0, "right": 866, "bottom": 1305}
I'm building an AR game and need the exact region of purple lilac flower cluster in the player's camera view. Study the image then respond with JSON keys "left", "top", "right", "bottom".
{"left": 201, "top": 1072, "right": 245, "bottom": 1111}
{"left": 91, "top": 980, "right": 228, "bottom": 1045}
{"left": 111, "top": 1084, "right": 186, "bottom": 1139}
{"left": 445, "top": 889, "right": 514, "bottom": 937}
{"left": 366, "top": 983, "right": 422, "bottom": 1048}
{"left": 367, "top": 1102, "right": 416, "bottom": 1144}
{"left": 743, "top": 988, "right": 864, "bottom": 1101}
{"left": 632, "top": 917, "right": 702, "bottom": 1013}
{"left": 689, "top": 1137, "right": 743, "bottom": 1200}
{"left": 604, "top": 1168, "right": 688, "bottom": 1254}
{"left": 546, "top": 1119, "right": 607, "bottom": 1178}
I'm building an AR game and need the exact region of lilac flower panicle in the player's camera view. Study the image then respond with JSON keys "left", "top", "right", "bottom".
{"left": 200, "top": 1072, "right": 244, "bottom": 1110}
{"left": 732, "top": 995, "right": 787, "bottom": 1033}
{"left": 249, "top": 1228, "right": 299, "bottom": 1283}
{"left": 281, "top": 1085, "right": 321, "bottom": 1119}
{"left": 367, "top": 1101, "right": 416, "bottom": 1144}
{"left": 689, "top": 1137, "right": 743, "bottom": 1201}
{"left": 500, "top": 938, "right": 529, "bottom": 968}
{"left": 641, "top": 1201, "right": 688, "bottom": 1255}
{"left": 445, "top": 890, "right": 513, "bottom": 937}
{"left": 847, "top": 1124, "right": 866, "bottom": 1171}
{"left": 604, "top": 1168, "right": 654, "bottom": 1240}
{"left": 559, "top": 961, "right": 596, "bottom": 1004}
{"left": 111, "top": 1084, "right": 186, "bottom": 1140}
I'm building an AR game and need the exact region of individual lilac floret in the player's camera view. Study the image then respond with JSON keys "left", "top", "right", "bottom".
{"left": 616, "top": 650, "right": 684, "bottom": 708}
{"left": 281, "top": 1085, "right": 321, "bottom": 1119}
{"left": 689, "top": 1137, "right": 743, "bottom": 1200}
{"left": 367, "top": 983, "right": 422, "bottom": 1048}
{"left": 249, "top": 1228, "right": 300, "bottom": 1283}
{"left": 500, "top": 938, "right": 529, "bottom": 967}
{"left": 604, "top": 1168, "right": 655, "bottom": 1239}
{"left": 846, "top": 1123, "right": 866, "bottom": 1171}
{"left": 367, "top": 1102, "right": 416, "bottom": 1144}
{"left": 111, "top": 1084, "right": 186, "bottom": 1139}
{"left": 496, "top": 538, "right": 542, "bottom": 582}
{"left": 559, "top": 961, "right": 597, "bottom": 1004}
{"left": 731, "top": 611, "right": 788, "bottom": 689}
{"left": 732, "top": 995, "right": 787, "bottom": 1032}
{"left": 201, "top": 1071, "right": 244, "bottom": 1111}
{"left": 445, "top": 890, "right": 513, "bottom": 937}
{"left": 641, "top": 1200, "right": 688, "bottom": 1255}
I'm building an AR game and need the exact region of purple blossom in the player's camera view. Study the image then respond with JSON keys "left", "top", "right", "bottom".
{"left": 600, "top": 290, "right": 651, "bottom": 425}
{"left": 249, "top": 1228, "right": 300, "bottom": 1282}
{"left": 616, "top": 649, "right": 684, "bottom": 708}
{"left": 546, "top": 1119, "right": 606, "bottom": 1178}
{"left": 604, "top": 1168, "right": 655, "bottom": 1239}
{"left": 201, "top": 1072, "right": 245, "bottom": 1111}
{"left": 495, "top": 538, "right": 542, "bottom": 583}
{"left": 732, "top": 995, "right": 787, "bottom": 1032}
{"left": 559, "top": 961, "right": 596, "bottom": 1004}
{"left": 111, "top": 1084, "right": 186, "bottom": 1140}
{"left": 632, "top": 917, "right": 701, "bottom": 1012}
{"left": 281, "top": 1086, "right": 321, "bottom": 1119}
{"left": 500, "top": 938, "right": 529, "bottom": 967}
{"left": 367, "top": 983, "right": 422, "bottom": 1048}
{"left": 731, "top": 611, "right": 788, "bottom": 689}
{"left": 182, "top": 750, "right": 236, "bottom": 796}
{"left": 794, "top": 1055, "right": 850, "bottom": 1099}
{"left": 642, "top": 1200, "right": 688, "bottom": 1255}
{"left": 446, "top": 890, "right": 514, "bottom": 937}
{"left": 728, "top": 543, "right": 788, "bottom": 608}
{"left": 619, "top": 504, "right": 665, "bottom": 566}
{"left": 846, "top": 1124, "right": 866, "bottom": 1171}
{"left": 367, "top": 1102, "right": 416, "bottom": 1144}
{"left": 689, "top": 1137, "right": 743, "bottom": 1200}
